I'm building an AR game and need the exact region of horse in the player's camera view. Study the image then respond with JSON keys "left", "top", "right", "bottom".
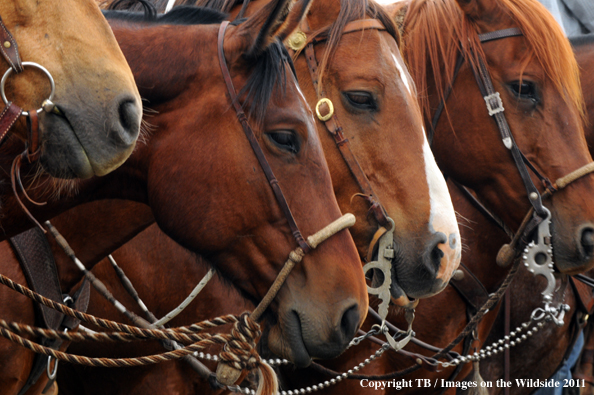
{"left": 55, "top": 0, "right": 594, "bottom": 393}
{"left": 50, "top": 0, "right": 467, "bottom": 390}
{"left": 290, "top": 0, "right": 594, "bottom": 393}
{"left": 470, "top": 32, "right": 594, "bottom": 395}
{"left": 0, "top": 1, "right": 371, "bottom": 393}
{"left": 0, "top": 0, "right": 142, "bottom": 192}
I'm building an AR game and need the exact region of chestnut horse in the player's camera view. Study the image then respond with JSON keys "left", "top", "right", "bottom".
{"left": 56, "top": 0, "right": 594, "bottom": 393}
{"left": 53, "top": 0, "right": 466, "bottom": 390}
{"left": 349, "top": 0, "right": 594, "bottom": 393}
{"left": 105, "top": 0, "right": 463, "bottom": 303}
{"left": 0, "top": 0, "right": 141, "bottom": 191}
{"left": 282, "top": 0, "right": 594, "bottom": 393}
{"left": 0, "top": 1, "right": 371, "bottom": 393}
{"left": 469, "top": 32, "right": 594, "bottom": 395}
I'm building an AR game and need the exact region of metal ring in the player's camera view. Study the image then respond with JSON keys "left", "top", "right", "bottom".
{"left": 1, "top": 62, "right": 55, "bottom": 116}
{"left": 46, "top": 355, "right": 59, "bottom": 380}
{"left": 315, "top": 98, "right": 334, "bottom": 122}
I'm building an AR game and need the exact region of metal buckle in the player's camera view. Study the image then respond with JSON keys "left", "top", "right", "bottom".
{"left": 484, "top": 92, "right": 504, "bottom": 116}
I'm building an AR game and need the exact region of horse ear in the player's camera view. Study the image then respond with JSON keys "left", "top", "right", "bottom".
{"left": 235, "top": 0, "right": 312, "bottom": 57}
{"left": 454, "top": 0, "right": 498, "bottom": 21}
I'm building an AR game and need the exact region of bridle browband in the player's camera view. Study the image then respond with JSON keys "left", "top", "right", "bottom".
{"left": 0, "top": 15, "right": 57, "bottom": 232}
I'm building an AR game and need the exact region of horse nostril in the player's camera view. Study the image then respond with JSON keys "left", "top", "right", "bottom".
{"left": 581, "top": 227, "right": 594, "bottom": 258}
{"left": 425, "top": 232, "right": 447, "bottom": 272}
{"left": 113, "top": 99, "right": 141, "bottom": 146}
{"left": 340, "top": 304, "right": 360, "bottom": 341}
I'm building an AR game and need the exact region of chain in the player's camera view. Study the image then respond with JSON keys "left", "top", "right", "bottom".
{"left": 439, "top": 298, "right": 570, "bottom": 368}
{"left": 225, "top": 344, "right": 390, "bottom": 395}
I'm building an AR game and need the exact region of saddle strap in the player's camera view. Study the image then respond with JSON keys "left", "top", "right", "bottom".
{"left": 10, "top": 227, "right": 64, "bottom": 330}
{"left": 0, "top": 15, "right": 23, "bottom": 72}
{"left": 11, "top": 227, "right": 91, "bottom": 395}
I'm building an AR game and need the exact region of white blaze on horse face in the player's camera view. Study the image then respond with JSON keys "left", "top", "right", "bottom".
{"left": 393, "top": 51, "right": 461, "bottom": 282}
{"left": 422, "top": 133, "right": 461, "bottom": 282}
{"left": 392, "top": 53, "right": 412, "bottom": 94}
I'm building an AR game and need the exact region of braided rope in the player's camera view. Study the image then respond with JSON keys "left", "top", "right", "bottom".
{"left": 219, "top": 313, "right": 263, "bottom": 371}
{"left": 0, "top": 326, "right": 232, "bottom": 367}
{"left": 0, "top": 272, "right": 237, "bottom": 338}
{"left": 0, "top": 319, "right": 220, "bottom": 343}
{"left": 217, "top": 313, "right": 278, "bottom": 395}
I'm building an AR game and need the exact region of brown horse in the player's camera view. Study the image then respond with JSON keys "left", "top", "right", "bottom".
{"left": 0, "top": 0, "right": 141, "bottom": 181}
{"left": 472, "top": 32, "right": 594, "bottom": 395}
{"left": 56, "top": 0, "right": 594, "bottom": 393}
{"left": 52, "top": 0, "right": 468, "bottom": 391}
{"left": 306, "top": 0, "right": 594, "bottom": 393}
{"left": 105, "top": 0, "right": 463, "bottom": 303}
{"left": 0, "top": 1, "right": 370, "bottom": 393}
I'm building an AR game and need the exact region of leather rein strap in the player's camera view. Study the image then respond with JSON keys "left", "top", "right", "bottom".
{"left": 301, "top": 19, "right": 390, "bottom": 228}
{"left": 217, "top": 21, "right": 310, "bottom": 253}
{"left": 0, "top": 14, "right": 46, "bottom": 231}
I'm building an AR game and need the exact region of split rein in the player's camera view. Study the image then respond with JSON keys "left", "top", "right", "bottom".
{"left": 0, "top": 15, "right": 59, "bottom": 231}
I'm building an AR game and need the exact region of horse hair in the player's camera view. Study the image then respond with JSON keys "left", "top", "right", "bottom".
{"left": 104, "top": 0, "right": 294, "bottom": 129}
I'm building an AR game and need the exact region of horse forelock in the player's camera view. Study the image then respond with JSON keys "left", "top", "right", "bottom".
{"left": 402, "top": 0, "right": 584, "bottom": 124}
{"left": 314, "top": 0, "right": 400, "bottom": 95}
{"left": 500, "top": 0, "right": 585, "bottom": 121}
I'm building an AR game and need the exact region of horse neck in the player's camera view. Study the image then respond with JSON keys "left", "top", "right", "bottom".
{"left": 49, "top": 200, "right": 155, "bottom": 293}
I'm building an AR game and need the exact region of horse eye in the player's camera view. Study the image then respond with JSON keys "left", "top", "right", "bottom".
{"left": 344, "top": 91, "right": 377, "bottom": 110}
{"left": 509, "top": 81, "right": 538, "bottom": 101}
{"left": 267, "top": 131, "right": 300, "bottom": 154}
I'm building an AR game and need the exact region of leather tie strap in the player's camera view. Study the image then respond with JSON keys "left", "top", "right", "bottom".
{"left": 217, "top": 21, "right": 310, "bottom": 253}
{"left": 0, "top": 15, "right": 23, "bottom": 73}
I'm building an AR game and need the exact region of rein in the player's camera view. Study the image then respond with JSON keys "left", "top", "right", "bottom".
{"left": 0, "top": 15, "right": 58, "bottom": 232}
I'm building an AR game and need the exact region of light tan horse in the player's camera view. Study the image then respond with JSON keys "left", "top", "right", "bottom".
{"left": 0, "top": 0, "right": 141, "bottom": 182}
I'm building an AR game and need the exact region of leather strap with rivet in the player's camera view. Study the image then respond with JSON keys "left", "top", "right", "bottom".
{"left": 0, "top": 15, "right": 22, "bottom": 73}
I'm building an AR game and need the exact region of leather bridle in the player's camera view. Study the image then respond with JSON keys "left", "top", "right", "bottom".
{"left": 0, "top": 15, "right": 57, "bottom": 231}
{"left": 288, "top": 18, "right": 393, "bottom": 230}
{"left": 215, "top": 20, "right": 360, "bottom": 386}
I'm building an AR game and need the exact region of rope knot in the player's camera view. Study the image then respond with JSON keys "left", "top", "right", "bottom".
{"left": 216, "top": 313, "right": 278, "bottom": 394}
{"left": 219, "top": 313, "right": 261, "bottom": 370}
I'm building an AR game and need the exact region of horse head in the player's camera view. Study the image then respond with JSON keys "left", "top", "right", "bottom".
{"left": 397, "top": 0, "right": 594, "bottom": 274}
{"left": 0, "top": 0, "right": 142, "bottom": 179}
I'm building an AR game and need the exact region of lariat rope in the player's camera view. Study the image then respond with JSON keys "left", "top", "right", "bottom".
{"left": 0, "top": 213, "right": 355, "bottom": 394}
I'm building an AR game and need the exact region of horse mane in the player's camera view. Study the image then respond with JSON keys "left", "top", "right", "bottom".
{"left": 570, "top": 33, "right": 594, "bottom": 47}
{"left": 105, "top": 0, "right": 294, "bottom": 128}
{"left": 401, "top": 0, "right": 584, "bottom": 124}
